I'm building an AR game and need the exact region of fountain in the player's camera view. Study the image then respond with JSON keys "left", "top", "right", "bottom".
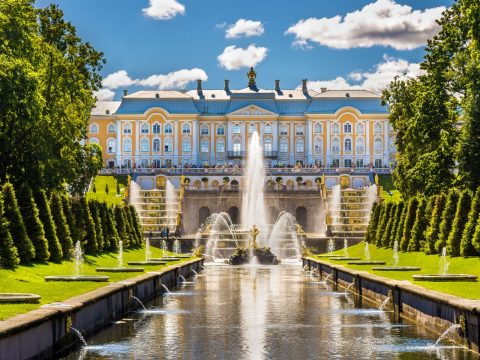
{"left": 330, "top": 185, "right": 341, "bottom": 225}
{"left": 434, "top": 324, "right": 462, "bottom": 347}
{"left": 96, "top": 240, "right": 145, "bottom": 273}
{"left": 45, "top": 242, "right": 109, "bottom": 282}
{"left": 204, "top": 212, "right": 243, "bottom": 260}
{"left": 317, "top": 238, "right": 343, "bottom": 258}
{"left": 413, "top": 247, "right": 477, "bottom": 282}
{"left": 268, "top": 212, "right": 302, "bottom": 261}
{"left": 329, "top": 238, "right": 361, "bottom": 261}
{"left": 127, "top": 239, "right": 166, "bottom": 266}
{"left": 229, "top": 225, "right": 279, "bottom": 265}
{"left": 372, "top": 240, "right": 421, "bottom": 271}
{"left": 379, "top": 294, "right": 391, "bottom": 310}
{"left": 347, "top": 241, "right": 387, "bottom": 265}
{"left": 131, "top": 296, "right": 147, "bottom": 312}
{"left": 344, "top": 281, "right": 356, "bottom": 297}
{"left": 160, "top": 284, "right": 171, "bottom": 294}
{"left": 70, "top": 327, "right": 88, "bottom": 347}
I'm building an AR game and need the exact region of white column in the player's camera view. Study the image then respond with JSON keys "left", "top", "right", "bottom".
{"left": 241, "top": 123, "right": 246, "bottom": 153}
{"left": 273, "top": 120, "right": 278, "bottom": 151}
{"left": 306, "top": 120, "right": 312, "bottom": 164}
{"left": 210, "top": 122, "right": 215, "bottom": 164}
{"left": 384, "top": 120, "right": 389, "bottom": 167}
{"left": 135, "top": 120, "right": 140, "bottom": 167}
{"left": 192, "top": 120, "right": 198, "bottom": 165}
{"left": 116, "top": 120, "right": 122, "bottom": 166}
{"left": 173, "top": 121, "right": 179, "bottom": 165}
{"left": 326, "top": 120, "right": 331, "bottom": 165}
{"left": 366, "top": 120, "right": 371, "bottom": 166}
{"left": 227, "top": 121, "right": 233, "bottom": 152}
{"left": 260, "top": 121, "right": 264, "bottom": 144}
{"left": 289, "top": 122, "right": 294, "bottom": 163}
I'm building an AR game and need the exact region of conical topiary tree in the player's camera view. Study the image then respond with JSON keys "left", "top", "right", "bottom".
{"left": 2, "top": 183, "right": 35, "bottom": 263}
{"left": 461, "top": 187, "right": 480, "bottom": 256}
{"left": 71, "top": 198, "right": 86, "bottom": 245}
{"left": 129, "top": 205, "right": 143, "bottom": 245}
{"left": 447, "top": 189, "right": 472, "bottom": 256}
{"left": 381, "top": 203, "right": 397, "bottom": 247}
{"left": 365, "top": 203, "right": 380, "bottom": 244}
{"left": 376, "top": 202, "right": 393, "bottom": 246}
{"left": 0, "top": 195, "right": 20, "bottom": 268}
{"left": 394, "top": 203, "right": 408, "bottom": 249}
{"left": 61, "top": 194, "right": 78, "bottom": 245}
{"left": 408, "top": 197, "right": 428, "bottom": 252}
{"left": 16, "top": 184, "right": 49, "bottom": 262}
{"left": 400, "top": 197, "right": 419, "bottom": 252}
{"left": 123, "top": 206, "right": 137, "bottom": 247}
{"left": 88, "top": 201, "right": 104, "bottom": 251}
{"left": 115, "top": 206, "right": 129, "bottom": 247}
{"left": 107, "top": 206, "right": 119, "bottom": 251}
{"left": 435, "top": 189, "right": 459, "bottom": 253}
{"left": 50, "top": 192, "right": 73, "bottom": 259}
{"left": 35, "top": 190, "right": 62, "bottom": 262}
{"left": 424, "top": 193, "right": 447, "bottom": 254}
{"left": 388, "top": 201, "right": 404, "bottom": 248}
{"left": 82, "top": 198, "right": 98, "bottom": 254}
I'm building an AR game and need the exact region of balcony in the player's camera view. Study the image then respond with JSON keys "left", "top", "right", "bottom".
{"left": 227, "top": 151, "right": 278, "bottom": 159}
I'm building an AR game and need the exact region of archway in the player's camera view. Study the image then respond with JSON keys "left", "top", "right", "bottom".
{"left": 228, "top": 206, "right": 240, "bottom": 225}
{"left": 199, "top": 206, "right": 210, "bottom": 228}
{"left": 296, "top": 206, "right": 307, "bottom": 232}
{"left": 268, "top": 206, "right": 278, "bottom": 225}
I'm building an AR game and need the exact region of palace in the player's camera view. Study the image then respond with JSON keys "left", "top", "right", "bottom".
{"left": 88, "top": 68, "right": 395, "bottom": 170}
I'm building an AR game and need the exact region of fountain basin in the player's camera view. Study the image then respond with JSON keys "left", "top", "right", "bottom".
{"left": 96, "top": 267, "right": 144, "bottom": 273}
{"left": 373, "top": 266, "right": 421, "bottom": 271}
{"left": 0, "top": 293, "right": 41, "bottom": 303}
{"left": 317, "top": 255, "right": 344, "bottom": 258}
{"left": 44, "top": 275, "right": 109, "bottom": 282}
{"left": 329, "top": 257, "right": 362, "bottom": 261}
{"left": 127, "top": 261, "right": 166, "bottom": 266}
{"left": 149, "top": 257, "right": 181, "bottom": 262}
{"left": 347, "top": 261, "right": 386, "bottom": 265}
{"left": 412, "top": 274, "right": 478, "bottom": 282}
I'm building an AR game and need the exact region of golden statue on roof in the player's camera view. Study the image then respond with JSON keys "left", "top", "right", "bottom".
{"left": 247, "top": 67, "right": 256, "bottom": 87}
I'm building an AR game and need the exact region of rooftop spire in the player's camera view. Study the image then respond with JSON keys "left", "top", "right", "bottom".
{"left": 247, "top": 67, "right": 257, "bottom": 89}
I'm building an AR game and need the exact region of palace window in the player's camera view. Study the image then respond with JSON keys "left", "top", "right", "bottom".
{"left": 356, "top": 138, "right": 365, "bottom": 154}
{"left": 344, "top": 138, "right": 352, "bottom": 152}
{"left": 153, "top": 139, "right": 160, "bottom": 152}
{"left": 141, "top": 123, "right": 149, "bottom": 134}
{"left": 332, "top": 138, "right": 340, "bottom": 154}
{"left": 374, "top": 123, "right": 382, "bottom": 134}
{"left": 217, "top": 125, "right": 225, "bottom": 135}
{"left": 124, "top": 123, "right": 132, "bottom": 134}
{"left": 140, "top": 159, "right": 149, "bottom": 168}
{"left": 314, "top": 123, "right": 322, "bottom": 134}
{"left": 164, "top": 139, "right": 172, "bottom": 153}
{"left": 344, "top": 159, "right": 352, "bottom": 168}
{"left": 296, "top": 139, "right": 304, "bottom": 153}
{"left": 123, "top": 138, "right": 132, "bottom": 152}
{"left": 280, "top": 139, "right": 288, "bottom": 153}
{"left": 374, "top": 159, "right": 383, "bottom": 168}
{"left": 200, "top": 139, "right": 209, "bottom": 153}
{"left": 280, "top": 125, "right": 288, "bottom": 136}
{"left": 264, "top": 124, "right": 272, "bottom": 134}
{"left": 356, "top": 123, "right": 364, "bottom": 133}
{"left": 108, "top": 124, "right": 116, "bottom": 133}
{"left": 107, "top": 139, "right": 116, "bottom": 154}
{"left": 296, "top": 125, "right": 304, "bottom": 136}
{"left": 201, "top": 125, "right": 209, "bottom": 136}
{"left": 233, "top": 124, "right": 241, "bottom": 134}
{"left": 344, "top": 122, "right": 352, "bottom": 134}
{"left": 152, "top": 159, "right": 161, "bottom": 168}
{"left": 332, "top": 123, "right": 340, "bottom": 134}
{"left": 182, "top": 123, "right": 191, "bottom": 134}
{"left": 356, "top": 159, "right": 364, "bottom": 168}
{"left": 216, "top": 139, "right": 225, "bottom": 153}
{"left": 89, "top": 137, "right": 99, "bottom": 144}
{"left": 152, "top": 123, "right": 161, "bottom": 134}
{"left": 249, "top": 123, "right": 256, "bottom": 134}
{"left": 233, "top": 139, "right": 241, "bottom": 153}
{"left": 264, "top": 138, "right": 272, "bottom": 153}
{"left": 182, "top": 138, "right": 191, "bottom": 152}
{"left": 332, "top": 159, "right": 340, "bottom": 167}
{"left": 314, "top": 138, "right": 323, "bottom": 153}
{"left": 165, "top": 123, "right": 173, "bottom": 134}
{"left": 140, "top": 138, "right": 149, "bottom": 152}
{"left": 90, "top": 124, "right": 98, "bottom": 134}
{"left": 374, "top": 138, "right": 383, "bottom": 154}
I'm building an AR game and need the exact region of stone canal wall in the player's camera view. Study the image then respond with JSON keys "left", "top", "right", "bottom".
{"left": 0, "top": 258, "right": 204, "bottom": 360}
{"left": 303, "top": 257, "right": 480, "bottom": 353}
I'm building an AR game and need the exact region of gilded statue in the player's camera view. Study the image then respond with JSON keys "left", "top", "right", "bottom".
{"left": 250, "top": 225, "right": 259, "bottom": 249}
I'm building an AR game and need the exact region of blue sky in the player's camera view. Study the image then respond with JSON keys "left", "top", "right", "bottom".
{"left": 36, "top": 0, "right": 454, "bottom": 100}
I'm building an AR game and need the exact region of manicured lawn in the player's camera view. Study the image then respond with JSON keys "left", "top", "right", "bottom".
{"left": 87, "top": 175, "right": 128, "bottom": 205}
{"left": 378, "top": 174, "right": 402, "bottom": 203}
{"left": 316, "top": 243, "right": 480, "bottom": 300}
{"left": 0, "top": 246, "right": 192, "bottom": 320}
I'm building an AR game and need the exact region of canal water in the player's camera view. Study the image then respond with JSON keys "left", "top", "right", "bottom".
{"left": 65, "top": 264, "right": 478, "bottom": 359}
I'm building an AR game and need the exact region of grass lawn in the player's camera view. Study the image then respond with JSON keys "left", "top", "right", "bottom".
{"left": 87, "top": 175, "right": 128, "bottom": 205}
{"left": 316, "top": 243, "right": 480, "bottom": 300}
{"left": 377, "top": 174, "right": 402, "bottom": 203}
{"left": 0, "top": 246, "right": 192, "bottom": 320}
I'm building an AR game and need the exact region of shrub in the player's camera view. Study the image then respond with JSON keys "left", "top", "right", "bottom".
{"left": 115, "top": 206, "right": 129, "bottom": 247}
{"left": 82, "top": 198, "right": 98, "bottom": 254}
{"left": 424, "top": 193, "right": 447, "bottom": 254}
{"left": 61, "top": 194, "right": 78, "bottom": 245}
{"left": 394, "top": 203, "right": 408, "bottom": 249}
{"left": 35, "top": 190, "right": 62, "bottom": 262}
{"left": 16, "top": 184, "right": 49, "bottom": 262}
{"left": 2, "top": 183, "right": 35, "bottom": 263}
{"left": 105, "top": 184, "right": 109, "bottom": 195}
{"left": 376, "top": 202, "right": 393, "bottom": 246}
{"left": 373, "top": 203, "right": 386, "bottom": 246}
{"left": 365, "top": 203, "right": 380, "bottom": 243}
{"left": 388, "top": 201, "right": 404, "bottom": 248}
{"left": 447, "top": 189, "right": 472, "bottom": 256}
{"left": 461, "top": 187, "right": 480, "bottom": 256}
{"left": 116, "top": 182, "right": 121, "bottom": 196}
{"left": 0, "top": 195, "right": 20, "bottom": 268}
{"left": 129, "top": 205, "right": 143, "bottom": 244}
{"left": 71, "top": 198, "right": 86, "bottom": 245}
{"left": 102, "top": 203, "right": 119, "bottom": 251}
{"left": 381, "top": 203, "right": 397, "bottom": 247}
{"left": 435, "top": 189, "right": 459, "bottom": 253}
{"left": 408, "top": 197, "right": 428, "bottom": 252}
{"left": 123, "top": 206, "right": 138, "bottom": 247}
{"left": 88, "top": 201, "right": 104, "bottom": 251}
{"left": 400, "top": 197, "right": 419, "bottom": 251}
{"left": 50, "top": 192, "right": 73, "bottom": 259}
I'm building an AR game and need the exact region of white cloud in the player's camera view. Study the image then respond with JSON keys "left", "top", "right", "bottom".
{"left": 142, "top": 0, "right": 185, "bottom": 20}
{"left": 286, "top": 0, "right": 445, "bottom": 50}
{"left": 217, "top": 45, "right": 268, "bottom": 70}
{"left": 215, "top": 22, "right": 227, "bottom": 29}
{"left": 102, "top": 70, "right": 137, "bottom": 90}
{"left": 138, "top": 68, "right": 208, "bottom": 89}
{"left": 93, "top": 88, "right": 115, "bottom": 101}
{"left": 226, "top": 19, "right": 264, "bottom": 39}
{"left": 304, "top": 55, "right": 424, "bottom": 94}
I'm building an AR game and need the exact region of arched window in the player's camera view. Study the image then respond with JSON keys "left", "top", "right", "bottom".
{"left": 280, "top": 125, "right": 288, "bottom": 136}
{"left": 153, "top": 139, "right": 160, "bottom": 152}
{"left": 314, "top": 138, "right": 323, "bottom": 153}
{"left": 332, "top": 138, "right": 340, "bottom": 154}
{"left": 200, "top": 139, "right": 209, "bottom": 153}
{"left": 152, "top": 123, "right": 161, "bottom": 134}
{"left": 264, "top": 138, "right": 272, "bottom": 152}
{"left": 182, "top": 138, "right": 191, "bottom": 152}
{"left": 344, "top": 138, "right": 352, "bottom": 152}
{"left": 264, "top": 124, "right": 272, "bottom": 134}
{"left": 140, "top": 138, "right": 149, "bottom": 152}
{"left": 89, "top": 137, "right": 99, "bottom": 144}
{"left": 344, "top": 122, "right": 352, "bottom": 133}
{"left": 249, "top": 123, "right": 256, "bottom": 134}
{"left": 107, "top": 139, "right": 116, "bottom": 154}
{"left": 217, "top": 125, "right": 225, "bottom": 135}
{"left": 165, "top": 123, "right": 173, "bottom": 134}
{"left": 356, "top": 159, "right": 364, "bottom": 168}
{"left": 216, "top": 139, "right": 225, "bottom": 153}
{"left": 164, "top": 138, "right": 172, "bottom": 153}
{"left": 90, "top": 124, "right": 98, "bottom": 133}
{"left": 280, "top": 139, "right": 288, "bottom": 153}
{"left": 233, "top": 124, "right": 241, "bottom": 134}
{"left": 374, "top": 138, "right": 383, "bottom": 153}
{"left": 332, "top": 123, "right": 340, "bottom": 134}
{"left": 108, "top": 123, "right": 116, "bottom": 133}
{"left": 124, "top": 123, "right": 131, "bottom": 134}
{"left": 374, "top": 123, "right": 382, "bottom": 134}
{"left": 182, "top": 123, "right": 190, "bottom": 134}
{"left": 296, "top": 139, "right": 304, "bottom": 153}
{"left": 356, "top": 138, "right": 364, "bottom": 154}
{"left": 314, "top": 123, "right": 322, "bottom": 134}
{"left": 123, "top": 138, "right": 132, "bottom": 152}
{"left": 356, "top": 122, "right": 364, "bottom": 133}
{"left": 141, "top": 123, "right": 149, "bottom": 134}
{"left": 296, "top": 125, "right": 304, "bottom": 135}
{"left": 201, "top": 125, "right": 209, "bottom": 136}
{"left": 233, "top": 138, "right": 241, "bottom": 153}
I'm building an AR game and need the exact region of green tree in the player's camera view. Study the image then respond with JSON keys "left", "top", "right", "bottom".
{"left": 461, "top": 187, "right": 480, "bottom": 256}
{"left": 105, "top": 183, "right": 109, "bottom": 195}
{"left": 381, "top": 203, "right": 397, "bottom": 247}
{"left": 436, "top": 189, "right": 460, "bottom": 253}
{"left": 400, "top": 197, "right": 419, "bottom": 251}
{"left": 388, "top": 201, "right": 405, "bottom": 248}
{"left": 69, "top": 144, "right": 103, "bottom": 196}
{"left": 0, "top": 195, "right": 20, "bottom": 268}
{"left": 116, "top": 182, "right": 121, "bottom": 196}
{"left": 88, "top": 201, "right": 104, "bottom": 251}
{"left": 408, "top": 197, "right": 428, "bottom": 252}
{"left": 394, "top": 203, "right": 408, "bottom": 249}
{"left": 424, "top": 193, "right": 447, "bottom": 254}
{"left": 123, "top": 206, "right": 138, "bottom": 247}
{"left": 129, "top": 205, "right": 143, "bottom": 245}
{"left": 35, "top": 190, "right": 62, "bottom": 262}
{"left": 447, "top": 189, "right": 472, "bottom": 256}
{"left": 376, "top": 202, "right": 393, "bottom": 246}
{"left": 2, "top": 183, "right": 35, "bottom": 263}
{"left": 61, "top": 194, "right": 78, "bottom": 245}
{"left": 106, "top": 206, "right": 119, "bottom": 250}
{"left": 16, "top": 184, "right": 49, "bottom": 261}
{"left": 50, "top": 192, "right": 73, "bottom": 259}
{"left": 71, "top": 198, "right": 86, "bottom": 246}
{"left": 114, "top": 206, "right": 128, "bottom": 247}
{"left": 82, "top": 198, "right": 97, "bottom": 254}
{"left": 365, "top": 203, "right": 380, "bottom": 244}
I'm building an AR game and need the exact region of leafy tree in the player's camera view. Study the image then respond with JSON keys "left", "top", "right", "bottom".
{"left": 447, "top": 189, "right": 472, "bottom": 256}
{"left": 61, "top": 194, "right": 78, "bottom": 245}
{"left": 123, "top": 206, "right": 138, "bottom": 247}
{"left": 376, "top": 202, "right": 393, "bottom": 246}
{"left": 388, "top": 201, "right": 404, "bottom": 248}
{"left": 16, "top": 184, "right": 49, "bottom": 261}
{"left": 71, "top": 198, "right": 86, "bottom": 246}
{"left": 50, "top": 192, "right": 73, "bottom": 259}
{"left": 82, "top": 198, "right": 97, "bottom": 254}
{"left": 400, "top": 197, "right": 419, "bottom": 251}
{"left": 129, "top": 205, "right": 143, "bottom": 245}
{"left": 394, "top": 203, "right": 408, "bottom": 249}
{"left": 365, "top": 203, "right": 380, "bottom": 244}
{"left": 114, "top": 206, "right": 128, "bottom": 247}
{"left": 92, "top": 184, "right": 96, "bottom": 194}
{"left": 408, "top": 197, "right": 428, "bottom": 252}
{"left": 472, "top": 216, "right": 480, "bottom": 254}
{"left": 436, "top": 189, "right": 460, "bottom": 253}
{"left": 35, "top": 190, "right": 62, "bottom": 262}
{"left": 100, "top": 203, "right": 118, "bottom": 251}
{"left": 88, "top": 201, "right": 104, "bottom": 251}
{"left": 381, "top": 203, "right": 397, "bottom": 247}
{"left": 425, "top": 193, "right": 447, "bottom": 254}
{"left": 0, "top": 195, "right": 20, "bottom": 268}
{"left": 461, "top": 187, "right": 480, "bottom": 256}
{"left": 2, "top": 183, "right": 35, "bottom": 263}
{"left": 116, "top": 182, "right": 121, "bottom": 196}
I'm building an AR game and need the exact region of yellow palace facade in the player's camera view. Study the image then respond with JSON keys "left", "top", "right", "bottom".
{"left": 88, "top": 70, "right": 395, "bottom": 170}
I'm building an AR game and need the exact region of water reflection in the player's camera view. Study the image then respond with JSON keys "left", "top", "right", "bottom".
{"left": 65, "top": 264, "right": 478, "bottom": 360}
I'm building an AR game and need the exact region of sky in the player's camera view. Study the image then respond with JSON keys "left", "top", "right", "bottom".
{"left": 35, "top": 0, "right": 454, "bottom": 101}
